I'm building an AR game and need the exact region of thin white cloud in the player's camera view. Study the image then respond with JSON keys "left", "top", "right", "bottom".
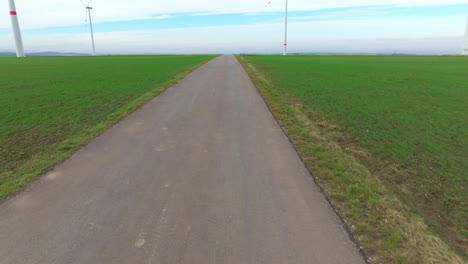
{"left": 1, "top": 15, "right": 464, "bottom": 54}
{"left": 0, "top": 0, "right": 467, "bottom": 29}
{"left": 152, "top": 14, "right": 172, "bottom": 20}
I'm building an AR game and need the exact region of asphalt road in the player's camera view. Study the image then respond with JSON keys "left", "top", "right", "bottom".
{"left": 0, "top": 55, "right": 365, "bottom": 264}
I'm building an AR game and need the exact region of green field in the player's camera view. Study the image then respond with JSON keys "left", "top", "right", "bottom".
{"left": 0, "top": 55, "right": 213, "bottom": 200}
{"left": 241, "top": 55, "right": 467, "bottom": 262}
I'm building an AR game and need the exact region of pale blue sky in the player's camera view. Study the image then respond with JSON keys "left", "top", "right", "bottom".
{"left": 1, "top": 1, "right": 467, "bottom": 54}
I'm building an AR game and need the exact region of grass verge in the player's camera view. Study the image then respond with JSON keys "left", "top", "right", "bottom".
{"left": 237, "top": 55, "right": 464, "bottom": 263}
{"left": 0, "top": 55, "right": 214, "bottom": 201}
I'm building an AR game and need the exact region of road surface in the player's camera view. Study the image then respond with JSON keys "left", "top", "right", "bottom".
{"left": 0, "top": 55, "right": 365, "bottom": 264}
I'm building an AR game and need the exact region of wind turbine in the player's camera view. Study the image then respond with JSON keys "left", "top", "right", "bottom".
{"left": 81, "top": 0, "right": 96, "bottom": 56}
{"left": 463, "top": 16, "right": 468, "bottom": 55}
{"left": 8, "top": 0, "right": 25, "bottom": 57}
{"left": 265, "top": 0, "right": 289, "bottom": 56}
{"left": 283, "top": 0, "right": 288, "bottom": 56}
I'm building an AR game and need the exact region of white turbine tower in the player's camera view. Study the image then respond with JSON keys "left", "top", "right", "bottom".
{"left": 81, "top": 0, "right": 96, "bottom": 56}
{"left": 265, "top": 0, "right": 289, "bottom": 56}
{"left": 463, "top": 16, "right": 468, "bottom": 55}
{"left": 8, "top": 0, "right": 25, "bottom": 57}
{"left": 283, "top": 0, "right": 288, "bottom": 56}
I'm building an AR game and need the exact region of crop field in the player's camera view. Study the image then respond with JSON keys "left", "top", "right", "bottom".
{"left": 241, "top": 55, "right": 467, "bottom": 261}
{"left": 0, "top": 55, "right": 213, "bottom": 200}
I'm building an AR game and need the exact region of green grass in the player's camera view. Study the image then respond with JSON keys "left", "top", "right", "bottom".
{"left": 239, "top": 55, "right": 467, "bottom": 263}
{"left": 0, "top": 55, "right": 214, "bottom": 200}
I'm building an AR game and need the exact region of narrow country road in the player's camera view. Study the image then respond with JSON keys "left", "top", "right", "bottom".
{"left": 0, "top": 55, "right": 365, "bottom": 264}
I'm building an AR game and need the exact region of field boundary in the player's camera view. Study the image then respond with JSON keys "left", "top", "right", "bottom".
{"left": 237, "top": 55, "right": 464, "bottom": 263}
{"left": 0, "top": 56, "right": 215, "bottom": 203}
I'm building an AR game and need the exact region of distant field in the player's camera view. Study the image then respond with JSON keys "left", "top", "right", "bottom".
{"left": 241, "top": 55, "right": 467, "bottom": 261}
{"left": 0, "top": 55, "right": 213, "bottom": 200}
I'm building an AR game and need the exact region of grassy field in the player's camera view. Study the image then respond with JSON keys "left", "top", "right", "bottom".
{"left": 0, "top": 55, "right": 213, "bottom": 200}
{"left": 240, "top": 55, "right": 467, "bottom": 263}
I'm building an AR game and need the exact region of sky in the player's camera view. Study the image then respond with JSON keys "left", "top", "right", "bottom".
{"left": 1, "top": 0, "right": 468, "bottom": 54}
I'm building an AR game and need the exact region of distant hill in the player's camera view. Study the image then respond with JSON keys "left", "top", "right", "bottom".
{"left": 0, "top": 52, "right": 15, "bottom": 57}
{"left": 29, "top": 52, "right": 88, "bottom": 57}
{"left": 0, "top": 51, "right": 88, "bottom": 57}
